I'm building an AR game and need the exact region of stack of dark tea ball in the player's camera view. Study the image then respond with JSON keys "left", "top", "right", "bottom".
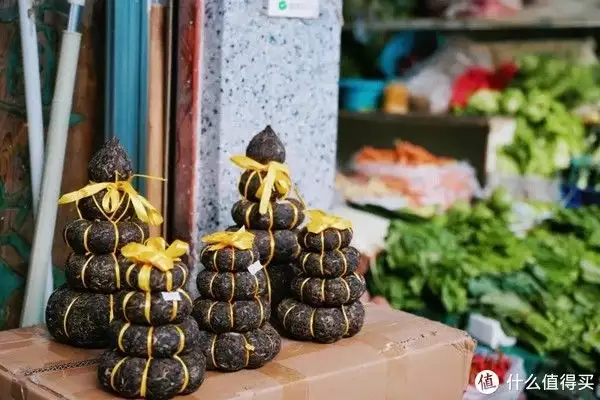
{"left": 277, "top": 210, "right": 366, "bottom": 343}
{"left": 46, "top": 138, "right": 151, "bottom": 348}
{"left": 229, "top": 125, "right": 304, "bottom": 311}
{"left": 98, "top": 238, "right": 206, "bottom": 399}
{"left": 193, "top": 228, "right": 281, "bottom": 371}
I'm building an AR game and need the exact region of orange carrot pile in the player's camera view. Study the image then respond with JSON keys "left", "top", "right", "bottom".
{"left": 355, "top": 141, "right": 453, "bottom": 166}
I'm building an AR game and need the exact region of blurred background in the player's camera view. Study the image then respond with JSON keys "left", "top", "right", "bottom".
{"left": 334, "top": 1, "right": 600, "bottom": 398}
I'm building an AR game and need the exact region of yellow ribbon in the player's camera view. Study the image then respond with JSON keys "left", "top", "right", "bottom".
{"left": 201, "top": 227, "right": 255, "bottom": 251}
{"left": 304, "top": 209, "right": 353, "bottom": 234}
{"left": 58, "top": 174, "right": 165, "bottom": 225}
{"left": 230, "top": 155, "right": 291, "bottom": 215}
{"left": 121, "top": 237, "right": 189, "bottom": 272}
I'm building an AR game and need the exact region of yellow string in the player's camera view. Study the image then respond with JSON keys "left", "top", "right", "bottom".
{"left": 110, "top": 357, "right": 128, "bottom": 391}
{"left": 201, "top": 227, "right": 255, "bottom": 251}
{"left": 174, "top": 355, "right": 189, "bottom": 393}
{"left": 282, "top": 305, "right": 296, "bottom": 330}
{"left": 112, "top": 253, "right": 121, "bottom": 289}
{"left": 144, "top": 292, "right": 152, "bottom": 324}
{"left": 342, "top": 305, "right": 350, "bottom": 336}
{"left": 210, "top": 336, "right": 218, "bottom": 368}
{"left": 304, "top": 209, "right": 353, "bottom": 234}
{"left": 117, "top": 323, "right": 130, "bottom": 352}
{"left": 147, "top": 327, "right": 154, "bottom": 357}
{"left": 58, "top": 174, "right": 165, "bottom": 226}
{"left": 174, "top": 326, "right": 185, "bottom": 355}
{"left": 243, "top": 335, "right": 255, "bottom": 367}
{"left": 139, "top": 358, "right": 152, "bottom": 397}
{"left": 80, "top": 255, "right": 94, "bottom": 289}
{"left": 299, "top": 278, "right": 310, "bottom": 302}
{"left": 230, "top": 155, "right": 292, "bottom": 214}
{"left": 122, "top": 292, "right": 135, "bottom": 322}
{"left": 63, "top": 297, "right": 79, "bottom": 338}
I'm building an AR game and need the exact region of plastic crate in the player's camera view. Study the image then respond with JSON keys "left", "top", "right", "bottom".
{"left": 339, "top": 79, "right": 386, "bottom": 112}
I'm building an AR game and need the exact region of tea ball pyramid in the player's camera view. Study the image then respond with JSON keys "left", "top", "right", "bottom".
{"left": 277, "top": 210, "right": 366, "bottom": 343}
{"left": 98, "top": 238, "right": 205, "bottom": 399}
{"left": 46, "top": 138, "right": 151, "bottom": 348}
{"left": 229, "top": 125, "right": 304, "bottom": 311}
{"left": 193, "top": 228, "right": 281, "bottom": 372}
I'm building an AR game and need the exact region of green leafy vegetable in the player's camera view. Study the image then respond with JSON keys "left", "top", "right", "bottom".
{"left": 368, "top": 191, "right": 600, "bottom": 372}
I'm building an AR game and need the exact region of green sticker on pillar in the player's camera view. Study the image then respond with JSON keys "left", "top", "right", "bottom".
{"left": 267, "top": 0, "right": 319, "bottom": 18}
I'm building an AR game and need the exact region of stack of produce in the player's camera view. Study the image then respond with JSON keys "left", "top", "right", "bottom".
{"left": 452, "top": 55, "right": 592, "bottom": 178}
{"left": 346, "top": 141, "right": 479, "bottom": 210}
{"left": 277, "top": 210, "right": 366, "bottom": 343}
{"left": 193, "top": 228, "right": 281, "bottom": 371}
{"left": 46, "top": 139, "right": 154, "bottom": 348}
{"left": 229, "top": 125, "right": 304, "bottom": 310}
{"left": 368, "top": 188, "right": 600, "bottom": 372}
{"left": 98, "top": 238, "right": 205, "bottom": 399}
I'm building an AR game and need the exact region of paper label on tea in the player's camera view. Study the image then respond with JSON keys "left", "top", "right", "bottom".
{"left": 247, "top": 261, "right": 263, "bottom": 275}
{"left": 161, "top": 291, "right": 182, "bottom": 301}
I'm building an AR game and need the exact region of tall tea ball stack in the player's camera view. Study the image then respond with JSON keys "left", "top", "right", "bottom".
{"left": 193, "top": 228, "right": 281, "bottom": 372}
{"left": 98, "top": 238, "right": 206, "bottom": 400}
{"left": 277, "top": 210, "right": 366, "bottom": 343}
{"left": 46, "top": 138, "right": 154, "bottom": 348}
{"left": 229, "top": 126, "right": 304, "bottom": 312}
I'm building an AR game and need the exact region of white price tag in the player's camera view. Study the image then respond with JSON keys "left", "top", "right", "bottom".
{"left": 247, "top": 261, "right": 264, "bottom": 275}
{"left": 267, "top": 0, "right": 319, "bottom": 19}
{"left": 161, "top": 291, "right": 182, "bottom": 302}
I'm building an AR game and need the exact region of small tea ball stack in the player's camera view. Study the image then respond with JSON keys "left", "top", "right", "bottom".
{"left": 230, "top": 126, "right": 304, "bottom": 311}
{"left": 277, "top": 210, "right": 366, "bottom": 344}
{"left": 46, "top": 138, "right": 150, "bottom": 348}
{"left": 193, "top": 228, "right": 281, "bottom": 372}
{"left": 98, "top": 238, "right": 205, "bottom": 400}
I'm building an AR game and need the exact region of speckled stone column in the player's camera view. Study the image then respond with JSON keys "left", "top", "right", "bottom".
{"left": 187, "top": 1, "right": 342, "bottom": 280}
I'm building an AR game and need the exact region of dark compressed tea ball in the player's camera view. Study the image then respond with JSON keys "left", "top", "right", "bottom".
{"left": 232, "top": 198, "right": 304, "bottom": 230}
{"left": 65, "top": 252, "right": 129, "bottom": 293}
{"left": 199, "top": 245, "right": 259, "bottom": 273}
{"left": 115, "top": 289, "right": 193, "bottom": 325}
{"left": 264, "top": 263, "right": 293, "bottom": 310}
{"left": 238, "top": 170, "right": 286, "bottom": 203}
{"left": 110, "top": 317, "right": 200, "bottom": 358}
{"left": 298, "top": 246, "right": 360, "bottom": 278}
{"left": 198, "top": 322, "right": 281, "bottom": 371}
{"left": 98, "top": 349, "right": 205, "bottom": 400}
{"left": 123, "top": 261, "right": 188, "bottom": 292}
{"left": 246, "top": 125, "right": 286, "bottom": 164}
{"left": 290, "top": 272, "right": 366, "bottom": 307}
{"left": 277, "top": 298, "right": 365, "bottom": 344}
{"left": 88, "top": 138, "right": 134, "bottom": 183}
{"left": 77, "top": 189, "right": 135, "bottom": 222}
{"left": 250, "top": 228, "right": 301, "bottom": 266}
{"left": 192, "top": 297, "right": 270, "bottom": 333}
{"left": 46, "top": 284, "right": 112, "bottom": 348}
{"left": 64, "top": 219, "right": 149, "bottom": 254}
{"left": 298, "top": 227, "right": 353, "bottom": 252}
{"left": 196, "top": 269, "right": 268, "bottom": 301}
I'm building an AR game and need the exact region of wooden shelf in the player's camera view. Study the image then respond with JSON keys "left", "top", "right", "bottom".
{"left": 338, "top": 110, "right": 490, "bottom": 129}
{"left": 343, "top": 0, "right": 600, "bottom": 31}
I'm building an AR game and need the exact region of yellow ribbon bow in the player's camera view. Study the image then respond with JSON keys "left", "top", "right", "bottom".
{"left": 58, "top": 175, "right": 165, "bottom": 225}
{"left": 201, "top": 227, "right": 255, "bottom": 251}
{"left": 121, "top": 237, "right": 189, "bottom": 272}
{"left": 230, "top": 155, "right": 291, "bottom": 215}
{"left": 305, "top": 209, "right": 353, "bottom": 234}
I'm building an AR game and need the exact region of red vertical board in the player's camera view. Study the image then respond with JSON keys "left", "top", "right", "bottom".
{"left": 172, "top": 0, "right": 202, "bottom": 254}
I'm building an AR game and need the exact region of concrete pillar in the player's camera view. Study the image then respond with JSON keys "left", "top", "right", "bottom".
{"left": 189, "top": 1, "right": 342, "bottom": 257}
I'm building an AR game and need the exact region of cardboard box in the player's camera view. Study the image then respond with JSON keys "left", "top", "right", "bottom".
{"left": 0, "top": 305, "right": 474, "bottom": 400}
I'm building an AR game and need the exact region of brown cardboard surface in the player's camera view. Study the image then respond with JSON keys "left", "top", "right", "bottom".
{"left": 0, "top": 306, "right": 474, "bottom": 400}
